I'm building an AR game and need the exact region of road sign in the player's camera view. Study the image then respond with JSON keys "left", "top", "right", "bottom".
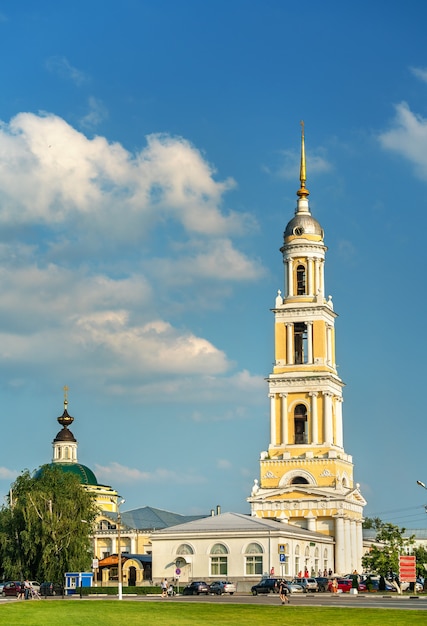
{"left": 279, "top": 554, "right": 287, "bottom": 563}
{"left": 175, "top": 568, "right": 181, "bottom": 576}
{"left": 278, "top": 544, "right": 285, "bottom": 553}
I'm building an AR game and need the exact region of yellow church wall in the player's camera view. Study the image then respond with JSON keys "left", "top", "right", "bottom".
{"left": 275, "top": 322, "right": 286, "bottom": 362}
{"left": 312, "top": 320, "right": 326, "bottom": 361}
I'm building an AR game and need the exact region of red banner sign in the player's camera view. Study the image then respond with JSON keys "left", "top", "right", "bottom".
{"left": 399, "top": 555, "right": 416, "bottom": 582}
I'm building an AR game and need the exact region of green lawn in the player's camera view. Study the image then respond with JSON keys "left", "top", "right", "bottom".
{"left": 0, "top": 601, "right": 426, "bottom": 626}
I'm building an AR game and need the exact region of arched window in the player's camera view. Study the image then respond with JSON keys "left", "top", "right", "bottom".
{"left": 245, "top": 543, "right": 263, "bottom": 575}
{"left": 296, "top": 265, "right": 306, "bottom": 295}
{"left": 323, "top": 548, "right": 328, "bottom": 573}
{"left": 176, "top": 543, "right": 194, "bottom": 555}
{"left": 294, "top": 322, "right": 308, "bottom": 364}
{"left": 294, "top": 404, "right": 308, "bottom": 444}
{"left": 210, "top": 543, "right": 228, "bottom": 576}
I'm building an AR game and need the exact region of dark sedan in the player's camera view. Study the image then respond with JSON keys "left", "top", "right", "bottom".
{"left": 251, "top": 578, "right": 279, "bottom": 595}
{"left": 182, "top": 581, "right": 210, "bottom": 595}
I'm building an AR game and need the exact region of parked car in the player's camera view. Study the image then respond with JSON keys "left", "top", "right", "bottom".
{"left": 182, "top": 581, "right": 210, "bottom": 595}
{"left": 251, "top": 578, "right": 279, "bottom": 595}
{"left": 328, "top": 578, "right": 366, "bottom": 593}
{"left": 2, "top": 581, "right": 23, "bottom": 597}
{"left": 400, "top": 580, "right": 423, "bottom": 592}
{"left": 40, "top": 582, "right": 63, "bottom": 596}
{"left": 292, "top": 577, "right": 318, "bottom": 592}
{"left": 315, "top": 576, "right": 329, "bottom": 592}
{"left": 209, "top": 580, "right": 236, "bottom": 595}
{"left": 284, "top": 580, "right": 305, "bottom": 593}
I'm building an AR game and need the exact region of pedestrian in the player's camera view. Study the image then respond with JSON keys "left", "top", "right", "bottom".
{"left": 161, "top": 578, "right": 168, "bottom": 597}
{"left": 331, "top": 578, "right": 338, "bottom": 594}
{"left": 304, "top": 567, "right": 309, "bottom": 578}
{"left": 328, "top": 568, "right": 332, "bottom": 576}
{"left": 24, "top": 579, "right": 32, "bottom": 600}
{"left": 279, "top": 580, "right": 290, "bottom": 604}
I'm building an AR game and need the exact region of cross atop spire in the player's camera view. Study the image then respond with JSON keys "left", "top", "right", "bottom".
{"left": 63, "top": 384, "right": 69, "bottom": 408}
{"left": 297, "top": 120, "right": 310, "bottom": 200}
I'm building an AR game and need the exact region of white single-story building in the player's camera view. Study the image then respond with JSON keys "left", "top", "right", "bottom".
{"left": 151, "top": 511, "right": 334, "bottom": 589}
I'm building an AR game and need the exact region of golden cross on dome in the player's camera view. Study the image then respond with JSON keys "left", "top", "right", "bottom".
{"left": 63, "top": 385, "right": 69, "bottom": 405}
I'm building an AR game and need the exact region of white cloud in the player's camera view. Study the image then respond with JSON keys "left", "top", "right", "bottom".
{"left": 0, "top": 112, "right": 247, "bottom": 239}
{"left": 0, "top": 112, "right": 263, "bottom": 399}
{"left": 0, "top": 467, "right": 18, "bottom": 480}
{"left": 95, "top": 462, "right": 206, "bottom": 485}
{"left": 267, "top": 147, "right": 332, "bottom": 181}
{"left": 378, "top": 102, "right": 427, "bottom": 181}
{"left": 79, "top": 97, "right": 108, "bottom": 129}
{"left": 217, "top": 459, "right": 232, "bottom": 470}
{"left": 410, "top": 66, "right": 427, "bottom": 84}
{"left": 45, "top": 56, "right": 88, "bottom": 86}
{"left": 149, "top": 238, "right": 264, "bottom": 284}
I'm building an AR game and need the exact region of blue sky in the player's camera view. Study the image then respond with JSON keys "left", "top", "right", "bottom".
{"left": 1, "top": 1, "right": 427, "bottom": 528}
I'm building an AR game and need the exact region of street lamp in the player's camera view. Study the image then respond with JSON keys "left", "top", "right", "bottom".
{"left": 117, "top": 498, "right": 125, "bottom": 601}
{"left": 417, "top": 480, "right": 427, "bottom": 489}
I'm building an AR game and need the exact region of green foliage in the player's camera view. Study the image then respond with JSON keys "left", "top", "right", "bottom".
{"left": 0, "top": 465, "right": 97, "bottom": 583}
{"left": 413, "top": 544, "right": 427, "bottom": 577}
{"left": 363, "top": 516, "right": 383, "bottom": 530}
{"left": 362, "top": 520, "right": 415, "bottom": 577}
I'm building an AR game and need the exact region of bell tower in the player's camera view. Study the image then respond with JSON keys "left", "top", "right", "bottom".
{"left": 248, "top": 123, "right": 366, "bottom": 575}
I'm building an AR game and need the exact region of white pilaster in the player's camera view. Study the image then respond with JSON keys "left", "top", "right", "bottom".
{"left": 335, "top": 516, "right": 345, "bottom": 574}
{"left": 307, "top": 321, "right": 313, "bottom": 364}
{"left": 309, "top": 392, "right": 318, "bottom": 444}
{"left": 286, "top": 323, "right": 293, "bottom": 364}
{"left": 307, "top": 257, "right": 314, "bottom": 295}
{"left": 287, "top": 259, "right": 293, "bottom": 297}
{"left": 323, "top": 392, "right": 333, "bottom": 444}
{"left": 270, "top": 394, "right": 277, "bottom": 446}
{"left": 335, "top": 397, "right": 343, "bottom": 448}
{"left": 280, "top": 393, "right": 288, "bottom": 445}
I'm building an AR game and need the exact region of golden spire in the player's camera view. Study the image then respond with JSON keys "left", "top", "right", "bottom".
{"left": 297, "top": 120, "right": 310, "bottom": 199}
{"left": 63, "top": 384, "right": 69, "bottom": 408}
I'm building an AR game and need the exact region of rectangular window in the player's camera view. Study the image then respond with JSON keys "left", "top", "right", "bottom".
{"left": 211, "top": 556, "right": 227, "bottom": 576}
{"left": 245, "top": 556, "right": 263, "bottom": 575}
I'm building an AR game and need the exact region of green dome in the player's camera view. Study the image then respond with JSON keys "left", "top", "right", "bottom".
{"left": 35, "top": 463, "right": 98, "bottom": 486}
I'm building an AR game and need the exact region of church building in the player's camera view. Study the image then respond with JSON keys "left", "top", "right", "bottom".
{"left": 248, "top": 124, "right": 366, "bottom": 575}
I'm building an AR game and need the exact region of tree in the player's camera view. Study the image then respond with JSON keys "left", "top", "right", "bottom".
{"left": 362, "top": 520, "right": 415, "bottom": 577}
{"left": 0, "top": 465, "right": 97, "bottom": 583}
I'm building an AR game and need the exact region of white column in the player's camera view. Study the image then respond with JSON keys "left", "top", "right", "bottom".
{"left": 323, "top": 392, "right": 333, "bottom": 444}
{"left": 344, "top": 518, "right": 353, "bottom": 573}
{"left": 307, "top": 257, "right": 314, "bottom": 296}
{"left": 286, "top": 324, "right": 293, "bottom": 364}
{"left": 111, "top": 537, "right": 117, "bottom": 553}
{"left": 314, "top": 258, "right": 320, "bottom": 295}
{"left": 335, "top": 397, "right": 343, "bottom": 448}
{"left": 280, "top": 393, "right": 288, "bottom": 445}
{"left": 270, "top": 394, "right": 277, "bottom": 446}
{"left": 326, "top": 324, "right": 332, "bottom": 366}
{"left": 319, "top": 259, "right": 325, "bottom": 298}
{"left": 307, "top": 321, "right": 313, "bottom": 364}
{"left": 287, "top": 259, "right": 294, "bottom": 297}
{"left": 334, "top": 516, "right": 345, "bottom": 575}
{"left": 309, "top": 392, "right": 318, "bottom": 444}
{"left": 355, "top": 520, "right": 363, "bottom": 573}
{"left": 131, "top": 536, "right": 136, "bottom": 553}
